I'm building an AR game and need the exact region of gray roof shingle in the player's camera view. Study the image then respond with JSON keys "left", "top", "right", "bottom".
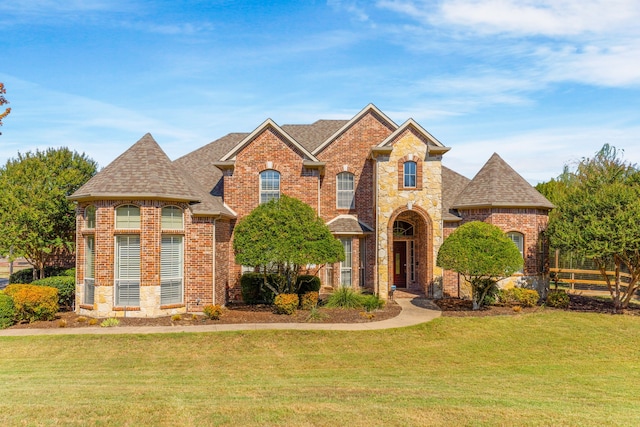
{"left": 451, "top": 153, "right": 554, "bottom": 210}
{"left": 442, "top": 166, "right": 471, "bottom": 221}
{"left": 281, "top": 120, "right": 349, "bottom": 153}
{"left": 326, "top": 215, "right": 374, "bottom": 235}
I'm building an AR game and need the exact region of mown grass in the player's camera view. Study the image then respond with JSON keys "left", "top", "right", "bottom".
{"left": 1, "top": 311, "right": 640, "bottom": 426}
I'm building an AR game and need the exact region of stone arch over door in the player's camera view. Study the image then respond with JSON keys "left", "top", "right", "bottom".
{"left": 387, "top": 206, "right": 433, "bottom": 295}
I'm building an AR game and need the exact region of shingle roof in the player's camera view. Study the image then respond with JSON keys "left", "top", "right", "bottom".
{"left": 173, "top": 132, "right": 248, "bottom": 196}
{"left": 281, "top": 120, "right": 349, "bottom": 153}
{"left": 326, "top": 215, "right": 374, "bottom": 235}
{"left": 70, "top": 133, "right": 202, "bottom": 202}
{"left": 451, "top": 153, "right": 554, "bottom": 210}
{"left": 442, "top": 166, "right": 470, "bottom": 221}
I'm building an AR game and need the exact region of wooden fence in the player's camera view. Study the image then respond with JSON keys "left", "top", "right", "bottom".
{"left": 549, "top": 267, "right": 632, "bottom": 291}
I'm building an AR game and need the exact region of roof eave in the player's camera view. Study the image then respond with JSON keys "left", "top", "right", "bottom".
{"left": 68, "top": 193, "right": 201, "bottom": 203}
{"left": 452, "top": 202, "right": 554, "bottom": 210}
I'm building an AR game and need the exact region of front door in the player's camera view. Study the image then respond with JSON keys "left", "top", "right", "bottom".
{"left": 393, "top": 241, "right": 407, "bottom": 288}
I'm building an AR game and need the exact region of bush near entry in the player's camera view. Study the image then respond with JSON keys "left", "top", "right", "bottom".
{"left": 32, "top": 276, "right": 75, "bottom": 310}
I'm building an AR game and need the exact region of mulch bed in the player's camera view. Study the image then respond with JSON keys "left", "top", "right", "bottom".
{"left": 7, "top": 302, "right": 403, "bottom": 330}
{"left": 436, "top": 293, "right": 640, "bottom": 317}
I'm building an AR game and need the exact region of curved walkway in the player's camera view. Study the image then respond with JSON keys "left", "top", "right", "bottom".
{"left": 0, "top": 298, "right": 441, "bottom": 337}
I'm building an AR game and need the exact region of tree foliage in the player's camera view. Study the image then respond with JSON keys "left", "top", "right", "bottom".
{"left": 0, "top": 148, "right": 98, "bottom": 279}
{"left": 233, "top": 195, "right": 344, "bottom": 294}
{"left": 437, "top": 221, "right": 523, "bottom": 310}
{"left": 0, "top": 82, "right": 10, "bottom": 134}
{"left": 546, "top": 144, "right": 640, "bottom": 313}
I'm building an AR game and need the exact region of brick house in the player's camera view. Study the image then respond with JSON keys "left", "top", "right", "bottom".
{"left": 70, "top": 104, "right": 553, "bottom": 317}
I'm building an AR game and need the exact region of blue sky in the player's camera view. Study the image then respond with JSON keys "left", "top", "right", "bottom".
{"left": 1, "top": 0, "right": 639, "bottom": 183}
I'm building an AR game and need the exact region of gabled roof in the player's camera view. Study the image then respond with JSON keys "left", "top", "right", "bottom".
{"left": 326, "top": 215, "right": 374, "bottom": 235}
{"left": 219, "top": 119, "right": 319, "bottom": 162}
{"left": 452, "top": 153, "right": 554, "bottom": 210}
{"left": 442, "top": 166, "right": 471, "bottom": 222}
{"left": 70, "top": 133, "right": 202, "bottom": 202}
{"left": 281, "top": 120, "right": 349, "bottom": 153}
{"left": 375, "top": 119, "right": 451, "bottom": 155}
{"left": 312, "top": 104, "right": 398, "bottom": 155}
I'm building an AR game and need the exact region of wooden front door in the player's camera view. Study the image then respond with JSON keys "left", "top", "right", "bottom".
{"left": 393, "top": 241, "right": 407, "bottom": 288}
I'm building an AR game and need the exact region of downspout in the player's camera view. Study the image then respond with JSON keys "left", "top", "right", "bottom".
{"left": 374, "top": 156, "right": 379, "bottom": 296}
{"left": 212, "top": 217, "right": 217, "bottom": 306}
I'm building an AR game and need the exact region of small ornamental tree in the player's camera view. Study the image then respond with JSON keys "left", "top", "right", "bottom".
{"left": 547, "top": 144, "right": 640, "bottom": 313}
{"left": 437, "top": 221, "right": 523, "bottom": 310}
{"left": 233, "top": 195, "right": 344, "bottom": 294}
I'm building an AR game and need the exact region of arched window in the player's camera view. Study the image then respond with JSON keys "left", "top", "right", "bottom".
{"left": 507, "top": 231, "right": 524, "bottom": 273}
{"left": 404, "top": 161, "right": 417, "bottom": 188}
{"left": 337, "top": 172, "right": 355, "bottom": 209}
{"left": 115, "top": 205, "right": 140, "bottom": 229}
{"left": 260, "top": 170, "right": 280, "bottom": 204}
{"left": 85, "top": 205, "right": 96, "bottom": 229}
{"left": 393, "top": 220, "right": 414, "bottom": 237}
{"left": 161, "top": 206, "right": 183, "bottom": 229}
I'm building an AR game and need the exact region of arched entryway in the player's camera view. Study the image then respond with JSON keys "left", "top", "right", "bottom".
{"left": 387, "top": 207, "right": 433, "bottom": 294}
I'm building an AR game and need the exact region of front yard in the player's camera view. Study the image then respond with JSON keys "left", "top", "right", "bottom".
{"left": 1, "top": 309, "right": 639, "bottom": 426}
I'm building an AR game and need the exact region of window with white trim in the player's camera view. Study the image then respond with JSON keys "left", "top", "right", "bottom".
{"left": 115, "top": 235, "right": 140, "bottom": 306}
{"left": 84, "top": 235, "right": 95, "bottom": 305}
{"left": 85, "top": 205, "right": 96, "bottom": 229}
{"left": 115, "top": 205, "right": 140, "bottom": 229}
{"left": 161, "top": 235, "right": 183, "bottom": 305}
{"left": 404, "top": 161, "right": 417, "bottom": 188}
{"left": 161, "top": 206, "right": 183, "bottom": 229}
{"left": 507, "top": 231, "right": 524, "bottom": 273}
{"left": 340, "top": 238, "right": 352, "bottom": 287}
{"left": 260, "top": 170, "right": 280, "bottom": 204}
{"left": 337, "top": 172, "right": 355, "bottom": 209}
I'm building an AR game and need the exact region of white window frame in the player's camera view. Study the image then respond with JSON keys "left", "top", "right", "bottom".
{"left": 115, "top": 205, "right": 140, "bottom": 229}
{"left": 161, "top": 235, "right": 183, "bottom": 305}
{"left": 161, "top": 206, "right": 183, "bottom": 230}
{"left": 259, "top": 170, "right": 280, "bottom": 204}
{"left": 336, "top": 172, "right": 355, "bottom": 209}
{"left": 507, "top": 231, "right": 525, "bottom": 273}
{"left": 115, "top": 235, "right": 140, "bottom": 306}
{"left": 84, "top": 235, "right": 95, "bottom": 305}
{"left": 404, "top": 161, "right": 417, "bottom": 188}
{"left": 340, "top": 238, "right": 352, "bottom": 287}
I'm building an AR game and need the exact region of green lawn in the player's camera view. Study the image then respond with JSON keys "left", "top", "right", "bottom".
{"left": 1, "top": 311, "right": 640, "bottom": 426}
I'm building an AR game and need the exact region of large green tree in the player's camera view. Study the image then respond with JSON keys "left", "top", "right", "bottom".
{"left": 437, "top": 221, "right": 523, "bottom": 310}
{"left": 546, "top": 144, "right": 640, "bottom": 313}
{"left": 233, "top": 195, "right": 344, "bottom": 294}
{"left": 0, "top": 82, "right": 10, "bottom": 134}
{"left": 0, "top": 148, "right": 97, "bottom": 279}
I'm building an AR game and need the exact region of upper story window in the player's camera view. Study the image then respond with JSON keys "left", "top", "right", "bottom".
{"left": 115, "top": 205, "right": 140, "bottom": 229}
{"left": 161, "top": 206, "right": 183, "bottom": 229}
{"left": 85, "top": 205, "right": 96, "bottom": 229}
{"left": 260, "top": 170, "right": 280, "bottom": 204}
{"left": 404, "top": 161, "right": 417, "bottom": 188}
{"left": 337, "top": 172, "right": 355, "bottom": 209}
{"left": 507, "top": 231, "right": 524, "bottom": 273}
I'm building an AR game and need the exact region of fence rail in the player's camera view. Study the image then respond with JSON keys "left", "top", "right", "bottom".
{"left": 550, "top": 267, "right": 632, "bottom": 291}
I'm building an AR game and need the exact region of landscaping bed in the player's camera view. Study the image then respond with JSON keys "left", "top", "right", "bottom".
{"left": 7, "top": 301, "right": 402, "bottom": 329}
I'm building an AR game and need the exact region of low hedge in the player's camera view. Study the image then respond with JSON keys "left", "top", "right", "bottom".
{"left": 240, "top": 273, "right": 277, "bottom": 304}
{"left": 296, "top": 275, "right": 321, "bottom": 294}
{"left": 3, "top": 284, "right": 59, "bottom": 323}
{"left": 497, "top": 288, "right": 540, "bottom": 307}
{"left": 0, "top": 293, "right": 16, "bottom": 329}
{"left": 32, "top": 276, "right": 76, "bottom": 310}
{"left": 273, "top": 293, "right": 299, "bottom": 315}
{"left": 9, "top": 266, "right": 73, "bottom": 284}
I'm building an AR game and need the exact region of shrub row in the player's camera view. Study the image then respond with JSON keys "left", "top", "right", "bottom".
{"left": 240, "top": 273, "right": 322, "bottom": 305}
{"left": 9, "top": 267, "right": 74, "bottom": 284}
{"left": 32, "top": 276, "right": 75, "bottom": 309}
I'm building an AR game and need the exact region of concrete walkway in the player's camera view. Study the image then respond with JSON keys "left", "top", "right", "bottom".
{"left": 0, "top": 297, "right": 441, "bottom": 337}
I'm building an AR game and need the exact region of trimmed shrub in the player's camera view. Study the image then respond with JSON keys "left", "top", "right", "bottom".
{"left": 203, "top": 304, "right": 223, "bottom": 320}
{"left": 240, "top": 273, "right": 277, "bottom": 304}
{"left": 0, "top": 293, "right": 16, "bottom": 329}
{"left": 325, "top": 287, "right": 364, "bottom": 309}
{"left": 62, "top": 268, "right": 76, "bottom": 277}
{"left": 498, "top": 288, "right": 540, "bottom": 308}
{"left": 546, "top": 289, "right": 570, "bottom": 309}
{"left": 297, "top": 275, "right": 321, "bottom": 294}
{"left": 361, "top": 294, "right": 385, "bottom": 312}
{"left": 9, "top": 266, "right": 69, "bottom": 284}
{"left": 32, "top": 276, "right": 75, "bottom": 310}
{"left": 273, "top": 293, "right": 299, "bottom": 315}
{"left": 300, "top": 291, "right": 319, "bottom": 310}
{"left": 3, "top": 284, "right": 59, "bottom": 322}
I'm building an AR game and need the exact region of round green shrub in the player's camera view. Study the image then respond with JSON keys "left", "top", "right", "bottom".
{"left": 32, "top": 276, "right": 75, "bottom": 310}
{"left": 546, "top": 289, "right": 570, "bottom": 309}
{"left": 240, "top": 273, "right": 276, "bottom": 304}
{"left": 0, "top": 293, "right": 16, "bottom": 329}
{"left": 497, "top": 288, "right": 540, "bottom": 307}
{"left": 297, "top": 275, "right": 321, "bottom": 294}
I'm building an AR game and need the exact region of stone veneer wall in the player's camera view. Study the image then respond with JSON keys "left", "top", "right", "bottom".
{"left": 75, "top": 200, "right": 218, "bottom": 318}
{"left": 376, "top": 129, "right": 444, "bottom": 299}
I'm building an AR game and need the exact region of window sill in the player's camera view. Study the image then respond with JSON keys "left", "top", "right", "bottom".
{"left": 160, "top": 304, "right": 185, "bottom": 309}
{"left": 113, "top": 306, "right": 141, "bottom": 311}
{"left": 79, "top": 304, "right": 94, "bottom": 310}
